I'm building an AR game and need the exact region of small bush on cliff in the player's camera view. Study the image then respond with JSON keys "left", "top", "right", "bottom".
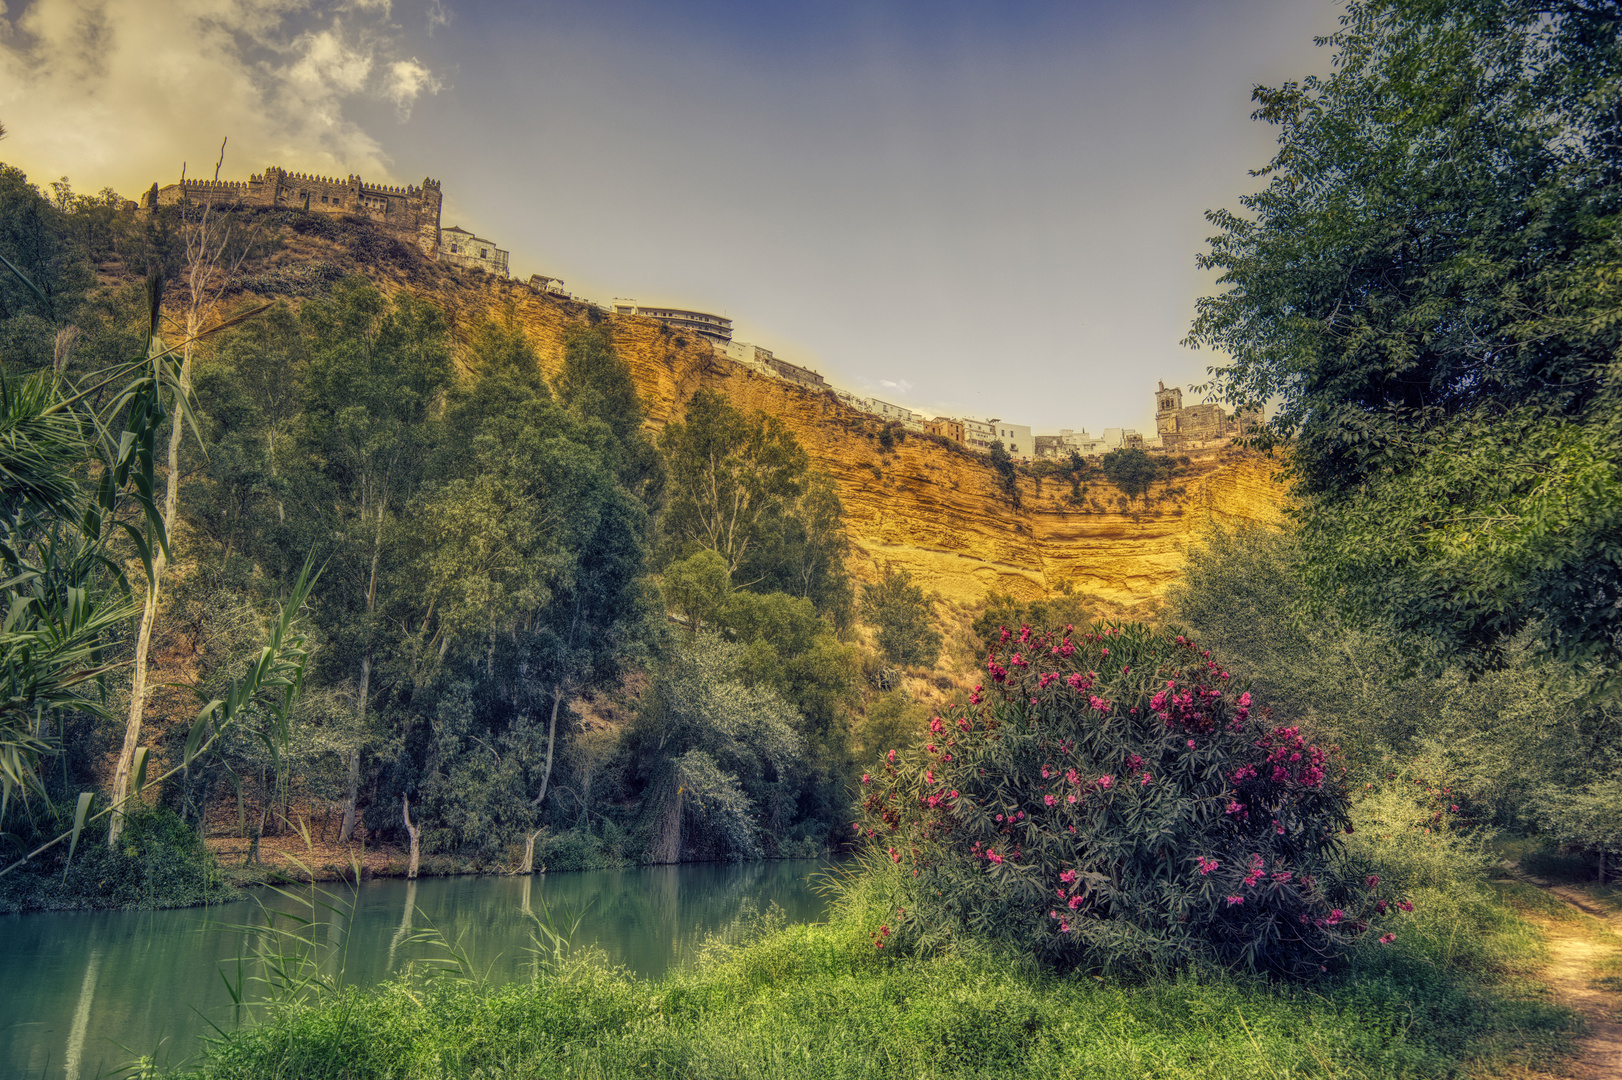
{"left": 853, "top": 622, "right": 1414, "bottom": 977}
{"left": 859, "top": 569, "right": 942, "bottom": 670}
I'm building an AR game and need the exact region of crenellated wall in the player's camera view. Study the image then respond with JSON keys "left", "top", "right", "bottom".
{"left": 149, "top": 167, "right": 444, "bottom": 258}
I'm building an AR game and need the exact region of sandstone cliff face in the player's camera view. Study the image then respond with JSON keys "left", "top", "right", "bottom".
{"left": 247, "top": 228, "right": 1289, "bottom": 608}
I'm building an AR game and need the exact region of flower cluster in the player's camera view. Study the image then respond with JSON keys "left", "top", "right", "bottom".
{"left": 853, "top": 620, "right": 1401, "bottom": 977}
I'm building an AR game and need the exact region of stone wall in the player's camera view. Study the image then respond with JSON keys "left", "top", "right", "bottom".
{"left": 150, "top": 167, "right": 444, "bottom": 258}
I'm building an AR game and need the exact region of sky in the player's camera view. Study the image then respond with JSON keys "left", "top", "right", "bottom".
{"left": 0, "top": 0, "right": 1345, "bottom": 434}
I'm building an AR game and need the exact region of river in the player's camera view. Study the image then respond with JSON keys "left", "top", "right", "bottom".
{"left": 0, "top": 860, "right": 832, "bottom": 1079}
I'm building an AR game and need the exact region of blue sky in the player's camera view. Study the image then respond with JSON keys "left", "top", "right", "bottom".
{"left": 0, "top": 0, "right": 1344, "bottom": 433}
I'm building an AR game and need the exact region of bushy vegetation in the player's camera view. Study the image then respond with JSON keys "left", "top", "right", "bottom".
{"left": 853, "top": 622, "right": 1419, "bottom": 976}
{"left": 858, "top": 568, "right": 942, "bottom": 670}
{"left": 1168, "top": 520, "right": 1622, "bottom": 879}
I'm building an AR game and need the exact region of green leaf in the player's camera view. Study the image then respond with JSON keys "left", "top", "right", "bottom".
{"left": 64, "top": 791, "right": 92, "bottom": 878}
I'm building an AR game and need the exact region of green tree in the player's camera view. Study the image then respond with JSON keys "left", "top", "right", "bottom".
{"left": 295, "top": 279, "right": 454, "bottom": 840}
{"left": 659, "top": 389, "right": 809, "bottom": 576}
{"left": 408, "top": 318, "right": 652, "bottom": 820}
{"left": 634, "top": 634, "right": 802, "bottom": 862}
{"left": 734, "top": 471, "right": 853, "bottom": 624}
{"left": 1185, "top": 0, "right": 1622, "bottom": 687}
{"left": 1100, "top": 448, "right": 1159, "bottom": 507}
{"left": 860, "top": 569, "right": 942, "bottom": 669}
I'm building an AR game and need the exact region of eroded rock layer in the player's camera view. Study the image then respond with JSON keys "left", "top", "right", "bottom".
{"left": 246, "top": 228, "right": 1290, "bottom": 607}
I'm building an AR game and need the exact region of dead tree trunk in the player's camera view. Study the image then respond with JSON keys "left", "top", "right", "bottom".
{"left": 401, "top": 794, "right": 421, "bottom": 880}
{"left": 531, "top": 685, "right": 564, "bottom": 810}
{"left": 519, "top": 828, "right": 545, "bottom": 875}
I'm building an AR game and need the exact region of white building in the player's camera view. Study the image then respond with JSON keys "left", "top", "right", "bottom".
{"left": 713, "top": 340, "right": 775, "bottom": 374}
{"left": 610, "top": 300, "right": 732, "bottom": 344}
{"left": 867, "top": 398, "right": 914, "bottom": 423}
{"left": 440, "top": 225, "right": 509, "bottom": 276}
{"left": 964, "top": 418, "right": 1034, "bottom": 458}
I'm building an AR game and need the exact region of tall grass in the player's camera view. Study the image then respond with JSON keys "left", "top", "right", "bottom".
{"left": 167, "top": 868, "right": 1575, "bottom": 1080}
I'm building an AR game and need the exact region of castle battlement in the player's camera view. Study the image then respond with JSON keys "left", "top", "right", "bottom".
{"left": 148, "top": 164, "right": 445, "bottom": 259}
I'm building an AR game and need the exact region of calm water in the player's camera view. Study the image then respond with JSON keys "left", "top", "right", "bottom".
{"left": 0, "top": 860, "right": 832, "bottom": 1079}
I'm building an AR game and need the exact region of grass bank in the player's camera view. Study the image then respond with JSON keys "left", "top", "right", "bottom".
{"left": 172, "top": 878, "right": 1573, "bottom": 1079}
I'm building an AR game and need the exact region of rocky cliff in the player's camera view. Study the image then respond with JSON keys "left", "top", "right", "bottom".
{"left": 236, "top": 218, "right": 1290, "bottom": 608}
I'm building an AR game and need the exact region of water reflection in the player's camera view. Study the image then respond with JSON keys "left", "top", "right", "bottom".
{"left": 62, "top": 948, "right": 99, "bottom": 1080}
{"left": 0, "top": 860, "right": 830, "bottom": 1080}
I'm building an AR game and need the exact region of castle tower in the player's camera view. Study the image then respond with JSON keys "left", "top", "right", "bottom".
{"left": 415, "top": 177, "right": 442, "bottom": 258}
{"left": 1155, "top": 380, "right": 1183, "bottom": 415}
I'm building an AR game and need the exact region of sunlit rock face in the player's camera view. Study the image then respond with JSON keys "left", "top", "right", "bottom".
{"left": 256, "top": 227, "right": 1288, "bottom": 608}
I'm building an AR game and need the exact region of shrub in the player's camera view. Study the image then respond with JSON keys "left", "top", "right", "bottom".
{"left": 859, "top": 569, "right": 942, "bottom": 669}
{"left": 0, "top": 805, "right": 232, "bottom": 912}
{"left": 853, "top": 622, "right": 1414, "bottom": 976}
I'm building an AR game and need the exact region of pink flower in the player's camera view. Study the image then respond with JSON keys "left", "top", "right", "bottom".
{"left": 986, "top": 849, "right": 1004, "bottom": 865}
{"left": 930, "top": 717, "right": 945, "bottom": 735}
{"left": 1397, "top": 900, "right": 1413, "bottom": 913}
{"left": 1098, "top": 774, "right": 1114, "bottom": 789}
{"left": 1379, "top": 933, "right": 1396, "bottom": 945}
{"left": 1067, "top": 895, "right": 1082, "bottom": 910}
{"left": 1100, "top": 648, "right": 1109, "bottom": 658}
{"left": 1059, "top": 869, "right": 1077, "bottom": 884}
{"left": 1045, "top": 794, "right": 1057, "bottom": 807}
{"left": 888, "top": 848, "right": 901, "bottom": 863}
{"left": 1187, "top": 740, "right": 1196, "bottom": 749}
{"left": 1226, "top": 895, "right": 1244, "bottom": 906}
{"left": 887, "top": 749, "right": 896, "bottom": 764}
{"left": 1042, "top": 766, "right": 1051, "bottom": 779}
{"left": 1066, "top": 769, "right": 1080, "bottom": 785}
{"left": 1366, "top": 875, "right": 1380, "bottom": 889}
{"left": 1067, "top": 794, "right": 1077, "bottom": 804}
{"left": 861, "top": 774, "right": 871, "bottom": 784}
{"left": 1197, "top": 856, "right": 1220, "bottom": 875}
{"left": 1059, "top": 920, "right": 1071, "bottom": 932}
{"left": 1326, "top": 909, "right": 1344, "bottom": 926}
{"left": 1141, "top": 772, "right": 1153, "bottom": 786}
{"left": 959, "top": 715, "right": 972, "bottom": 732}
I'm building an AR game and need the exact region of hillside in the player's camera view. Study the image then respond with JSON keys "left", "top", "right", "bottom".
{"left": 223, "top": 213, "right": 1286, "bottom": 608}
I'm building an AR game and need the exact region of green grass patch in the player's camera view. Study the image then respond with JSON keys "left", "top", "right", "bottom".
{"left": 170, "top": 882, "right": 1575, "bottom": 1079}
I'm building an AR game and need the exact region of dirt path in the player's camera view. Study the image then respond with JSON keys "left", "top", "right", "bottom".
{"left": 1505, "top": 865, "right": 1622, "bottom": 1079}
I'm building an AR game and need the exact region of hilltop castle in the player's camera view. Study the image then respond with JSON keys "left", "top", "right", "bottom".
{"left": 146, "top": 166, "right": 445, "bottom": 259}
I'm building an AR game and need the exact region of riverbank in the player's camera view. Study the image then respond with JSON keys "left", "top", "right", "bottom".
{"left": 170, "top": 876, "right": 1576, "bottom": 1079}
{"left": 2, "top": 811, "right": 833, "bottom": 914}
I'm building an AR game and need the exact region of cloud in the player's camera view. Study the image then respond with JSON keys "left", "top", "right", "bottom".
{"left": 877, "top": 378, "right": 914, "bottom": 394}
{"left": 385, "top": 57, "right": 439, "bottom": 116}
{"left": 0, "top": 0, "right": 441, "bottom": 194}
{"left": 425, "top": 0, "right": 449, "bottom": 35}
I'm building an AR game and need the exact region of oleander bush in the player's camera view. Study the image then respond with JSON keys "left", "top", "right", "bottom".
{"left": 853, "top": 621, "right": 1414, "bottom": 977}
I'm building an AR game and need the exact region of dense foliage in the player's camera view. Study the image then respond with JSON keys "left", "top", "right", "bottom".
{"left": 0, "top": 166, "right": 877, "bottom": 891}
{"left": 1171, "top": 520, "right": 1622, "bottom": 876}
{"left": 1186, "top": 0, "right": 1622, "bottom": 686}
{"left": 856, "top": 622, "right": 1413, "bottom": 976}
{"left": 858, "top": 569, "right": 942, "bottom": 670}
